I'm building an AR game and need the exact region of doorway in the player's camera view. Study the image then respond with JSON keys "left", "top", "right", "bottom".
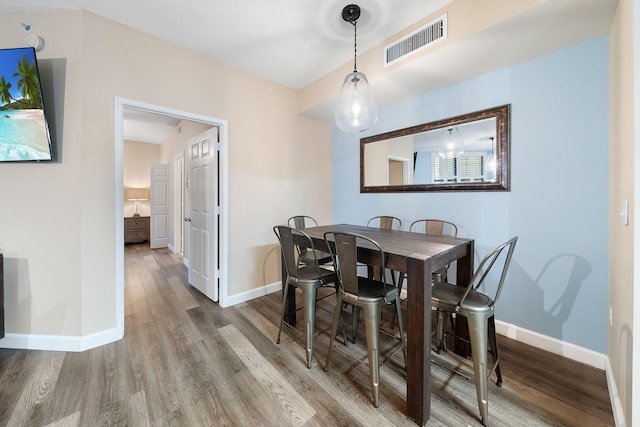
{"left": 388, "top": 156, "right": 410, "bottom": 185}
{"left": 173, "top": 152, "right": 185, "bottom": 255}
{"left": 114, "top": 97, "right": 229, "bottom": 338}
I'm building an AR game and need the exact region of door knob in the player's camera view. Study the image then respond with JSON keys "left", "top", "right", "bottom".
{"left": 184, "top": 217, "right": 191, "bottom": 222}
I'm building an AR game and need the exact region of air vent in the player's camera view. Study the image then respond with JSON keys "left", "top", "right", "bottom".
{"left": 384, "top": 13, "right": 447, "bottom": 66}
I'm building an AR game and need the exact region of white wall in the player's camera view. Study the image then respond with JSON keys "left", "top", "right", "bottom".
{"left": 332, "top": 36, "right": 609, "bottom": 353}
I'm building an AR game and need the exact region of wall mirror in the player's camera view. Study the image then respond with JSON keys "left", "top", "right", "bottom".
{"left": 360, "top": 104, "right": 510, "bottom": 192}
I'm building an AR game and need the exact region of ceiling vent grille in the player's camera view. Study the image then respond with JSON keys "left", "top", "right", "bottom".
{"left": 384, "top": 13, "right": 447, "bottom": 67}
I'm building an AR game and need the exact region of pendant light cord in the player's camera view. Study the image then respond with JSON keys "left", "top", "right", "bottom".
{"left": 352, "top": 20, "right": 358, "bottom": 73}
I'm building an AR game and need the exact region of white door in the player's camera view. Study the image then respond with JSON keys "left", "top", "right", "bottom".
{"left": 187, "top": 128, "right": 219, "bottom": 301}
{"left": 150, "top": 163, "right": 169, "bottom": 249}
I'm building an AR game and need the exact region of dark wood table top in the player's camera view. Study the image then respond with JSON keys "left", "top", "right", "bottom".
{"left": 303, "top": 223, "right": 472, "bottom": 272}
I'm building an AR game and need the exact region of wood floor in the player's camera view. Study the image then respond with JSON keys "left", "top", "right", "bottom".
{"left": 0, "top": 244, "right": 614, "bottom": 426}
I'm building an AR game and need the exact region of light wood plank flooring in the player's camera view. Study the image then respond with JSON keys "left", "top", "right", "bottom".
{"left": 0, "top": 244, "right": 615, "bottom": 426}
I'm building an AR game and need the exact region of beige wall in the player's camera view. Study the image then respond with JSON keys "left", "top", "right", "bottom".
{"left": 123, "top": 140, "right": 160, "bottom": 217}
{"left": 609, "top": 0, "right": 635, "bottom": 424}
{"left": 0, "top": 12, "right": 84, "bottom": 336}
{"left": 364, "top": 136, "right": 414, "bottom": 186}
{"left": 0, "top": 11, "right": 332, "bottom": 340}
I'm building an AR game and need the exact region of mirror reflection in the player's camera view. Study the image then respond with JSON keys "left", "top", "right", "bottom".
{"left": 360, "top": 104, "right": 510, "bottom": 192}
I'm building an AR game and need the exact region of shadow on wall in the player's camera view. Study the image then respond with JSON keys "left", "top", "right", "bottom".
{"left": 618, "top": 324, "right": 632, "bottom": 420}
{"left": 501, "top": 254, "right": 591, "bottom": 351}
{"left": 263, "top": 244, "right": 280, "bottom": 289}
{"left": 39, "top": 58, "right": 66, "bottom": 163}
{"left": 1, "top": 257, "right": 31, "bottom": 336}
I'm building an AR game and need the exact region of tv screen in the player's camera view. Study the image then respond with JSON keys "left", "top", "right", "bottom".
{"left": 0, "top": 47, "right": 53, "bottom": 162}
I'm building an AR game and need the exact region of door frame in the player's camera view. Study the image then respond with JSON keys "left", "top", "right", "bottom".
{"left": 114, "top": 97, "right": 229, "bottom": 338}
{"left": 172, "top": 152, "right": 185, "bottom": 256}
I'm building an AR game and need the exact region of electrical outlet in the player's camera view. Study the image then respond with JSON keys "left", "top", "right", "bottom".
{"left": 609, "top": 305, "right": 613, "bottom": 326}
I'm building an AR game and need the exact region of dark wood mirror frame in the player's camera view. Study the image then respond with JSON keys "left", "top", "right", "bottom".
{"left": 360, "top": 104, "right": 511, "bottom": 192}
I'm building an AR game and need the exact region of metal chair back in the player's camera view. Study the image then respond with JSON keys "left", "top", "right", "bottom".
{"left": 325, "top": 231, "right": 387, "bottom": 298}
{"left": 366, "top": 215, "right": 401, "bottom": 230}
{"left": 463, "top": 236, "right": 518, "bottom": 310}
{"left": 409, "top": 218, "right": 458, "bottom": 237}
{"left": 274, "top": 225, "right": 324, "bottom": 281}
{"left": 288, "top": 215, "right": 318, "bottom": 230}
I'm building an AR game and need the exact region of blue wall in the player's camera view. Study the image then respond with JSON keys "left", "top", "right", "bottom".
{"left": 332, "top": 36, "right": 609, "bottom": 353}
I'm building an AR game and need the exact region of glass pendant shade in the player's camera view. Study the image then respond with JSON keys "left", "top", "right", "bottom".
{"left": 486, "top": 153, "right": 497, "bottom": 171}
{"left": 438, "top": 127, "right": 465, "bottom": 159}
{"left": 486, "top": 154, "right": 496, "bottom": 181}
{"left": 335, "top": 71, "right": 378, "bottom": 132}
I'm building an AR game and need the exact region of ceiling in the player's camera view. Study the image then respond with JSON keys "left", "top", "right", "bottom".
{"left": 2, "top": 0, "right": 454, "bottom": 90}
{"left": 1, "top": 0, "right": 617, "bottom": 143}
{"left": 122, "top": 108, "right": 182, "bottom": 145}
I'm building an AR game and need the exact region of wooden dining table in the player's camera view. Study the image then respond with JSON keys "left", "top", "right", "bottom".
{"left": 284, "top": 223, "right": 474, "bottom": 426}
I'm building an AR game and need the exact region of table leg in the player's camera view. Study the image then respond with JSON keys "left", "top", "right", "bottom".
{"left": 405, "top": 257, "right": 431, "bottom": 425}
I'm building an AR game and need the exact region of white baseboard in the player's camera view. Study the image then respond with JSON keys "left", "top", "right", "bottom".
{"left": 604, "top": 357, "right": 627, "bottom": 427}
{"left": 495, "top": 320, "right": 607, "bottom": 369}
{"left": 224, "top": 281, "right": 281, "bottom": 306}
{"left": 0, "top": 327, "right": 123, "bottom": 352}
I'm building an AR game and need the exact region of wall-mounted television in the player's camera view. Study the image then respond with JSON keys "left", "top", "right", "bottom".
{"left": 0, "top": 47, "right": 53, "bottom": 162}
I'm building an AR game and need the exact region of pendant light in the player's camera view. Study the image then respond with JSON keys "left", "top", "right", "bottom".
{"left": 335, "top": 4, "right": 378, "bottom": 133}
{"left": 486, "top": 154, "right": 497, "bottom": 171}
{"left": 438, "top": 127, "right": 465, "bottom": 159}
{"left": 485, "top": 137, "right": 497, "bottom": 180}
